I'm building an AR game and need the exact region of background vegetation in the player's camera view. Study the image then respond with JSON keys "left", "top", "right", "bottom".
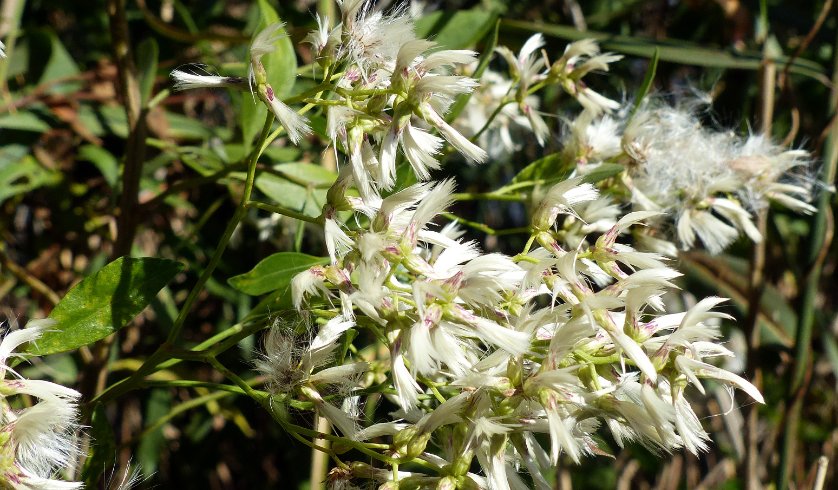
{"left": 0, "top": 0, "right": 835, "bottom": 488}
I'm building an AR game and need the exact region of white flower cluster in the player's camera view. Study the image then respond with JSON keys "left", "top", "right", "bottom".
{"left": 173, "top": 2, "right": 789, "bottom": 487}
{"left": 561, "top": 101, "right": 816, "bottom": 254}
{"left": 458, "top": 34, "right": 622, "bottom": 155}
{"left": 0, "top": 320, "right": 82, "bottom": 489}
{"left": 277, "top": 174, "right": 764, "bottom": 487}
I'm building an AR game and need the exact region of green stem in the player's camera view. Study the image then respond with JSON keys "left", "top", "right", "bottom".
{"left": 94, "top": 114, "right": 275, "bottom": 405}
{"left": 440, "top": 212, "right": 529, "bottom": 236}
{"left": 246, "top": 201, "right": 322, "bottom": 224}
{"left": 470, "top": 98, "right": 514, "bottom": 142}
{"left": 451, "top": 191, "right": 527, "bottom": 202}
{"left": 166, "top": 113, "right": 274, "bottom": 345}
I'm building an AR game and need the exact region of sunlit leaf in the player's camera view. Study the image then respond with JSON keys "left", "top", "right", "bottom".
{"left": 28, "top": 257, "right": 183, "bottom": 356}
{"left": 229, "top": 252, "right": 328, "bottom": 295}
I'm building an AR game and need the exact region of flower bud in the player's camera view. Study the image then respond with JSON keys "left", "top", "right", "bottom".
{"left": 436, "top": 476, "right": 458, "bottom": 490}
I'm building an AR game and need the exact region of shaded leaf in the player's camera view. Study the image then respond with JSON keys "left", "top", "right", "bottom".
{"left": 415, "top": 9, "right": 498, "bottom": 50}
{"left": 0, "top": 147, "right": 61, "bottom": 203}
{"left": 138, "top": 389, "right": 171, "bottom": 478}
{"left": 510, "top": 153, "right": 565, "bottom": 185}
{"left": 137, "top": 38, "right": 159, "bottom": 108}
{"left": 29, "top": 29, "right": 81, "bottom": 94}
{"left": 273, "top": 162, "right": 337, "bottom": 187}
{"left": 680, "top": 251, "right": 795, "bottom": 346}
{"left": 81, "top": 404, "right": 116, "bottom": 487}
{"left": 0, "top": 111, "right": 51, "bottom": 132}
{"left": 630, "top": 47, "right": 659, "bottom": 118}
{"left": 78, "top": 145, "right": 119, "bottom": 187}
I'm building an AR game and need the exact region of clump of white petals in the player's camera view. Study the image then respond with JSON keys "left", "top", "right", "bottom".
{"left": 0, "top": 320, "right": 82, "bottom": 489}
{"left": 557, "top": 98, "right": 817, "bottom": 254}
{"left": 224, "top": 5, "right": 775, "bottom": 487}
{"left": 279, "top": 172, "right": 764, "bottom": 486}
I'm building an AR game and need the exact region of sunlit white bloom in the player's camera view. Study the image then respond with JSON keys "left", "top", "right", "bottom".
{"left": 457, "top": 69, "right": 536, "bottom": 158}
{"left": 563, "top": 111, "right": 623, "bottom": 164}
{"left": 305, "top": 13, "right": 339, "bottom": 61}
{"left": 496, "top": 34, "right": 552, "bottom": 145}
{"left": 552, "top": 39, "right": 622, "bottom": 115}
{"left": 622, "top": 99, "right": 815, "bottom": 253}
{"left": 0, "top": 320, "right": 82, "bottom": 490}
{"left": 496, "top": 34, "right": 546, "bottom": 93}
{"left": 674, "top": 355, "right": 764, "bottom": 403}
{"left": 340, "top": 2, "right": 415, "bottom": 76}
{"left": 324, "top": 217, "right": 353, "bottom": 263}
{"left": 265, "top": 93, "right": 311, "bottom": 144}
{"left": 392, "top": 351, "right": 423, "bottom": 410}
{"left": 420, "top": 105, "right": 488, "bottom": 163}
{"left": 532, "top": 177, "right": 600, "bottom": 230}
{"left": 170, "top": 68, "right": 244, "bottom": 91}
{"left": 291, "top": 265, "right": 330, "bottom": 309}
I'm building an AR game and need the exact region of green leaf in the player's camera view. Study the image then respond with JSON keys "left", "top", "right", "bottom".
{"left": 78, "top": 145, "right": 119, "bottom": 187}
{"left": 242, "top": 96, "right": 268, "bottom": 153}
{"left": 510, "top": 151, "right": 623, "bottom": 188}
{"left": 446, "top": 19, "right": 501, "bottom": 123}
{"left": 273, "top": 162, "right": 337, "bottom": 187}
{"left": 510, "top": 153, "right": 565, "bottom": 185}
{"left": 228, "top": 252, "right": 328, "bottom": 295}
{"left": 630, "top": 47, "right": 659, "bottom": 118}
{"left": 165, "top": 111, "right": 233, "bottom": 141}
{"left": 502, "top": 19, "right": 827, "bottom": 83}
{"left": 138, "top": 389, "right": 171, "bottom": 478}
{"left": 0, "top": 111, "right": 50, "bottom": 132}
{"left": 30, "top": 29, "right": 81, "bottom": 94}
{"left": 257, "top": 0, "right": 297, "bottom": 99}
{"left": 0, "top": 147, "right": 61, "bottom": 203}
{"left": 97, "top": 105, "right": 130, "bottom": 138}
{"left": 254, "top": 172, "right": 326, "bottom": 217}
{"left": 414, "top": 9, "right": 498, "bottom": 50}
{"left": 580, "top": 163, "right": 624, "bottom": 184}
{"left": 137, "top": 38, "right": 159, "bottom": 108}
{"left": 81, "top": 404, "right": 117, "bottom": 486}
{"left": 28, "top": 257, "right": 183, "bottom": 356}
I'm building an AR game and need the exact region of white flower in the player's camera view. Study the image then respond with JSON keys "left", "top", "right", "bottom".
{"left": 304, "top": 13, "right": 338, "bottom": 61}
{"left": 266, "top": 93, "right": 311, "bottom": 144}
{"left": 340, "top": 2, "right": 416, "bottom": 76}
{"left": 622, "top": 99, "right": 815, "bottom": 253}
{"left": 674, "top": 355, "right": 764, "bottom": 403}
{"left": 496, "top": 34, "right": 552, "bottom": 145}
{"left": 392, "top": 351, "right": 423, "bottom": 410}
{"left": 0, "top": 320, "right": 82, "bottom": 490}
{"left": 496, "top": 34, "right": 546, "bottom": 93}
{"left": 170, "top": 67, "right": 244, "bottom": 91}
{"left": 457, "top": 70, "right": 535, "bottom": 158}
{"left": 420, "top": 105, "right": 488, "bottom": 163}
{"left": 553, "top": 39, "right": 622, "bottom": 115}
{"left": 532, "top": 177, "right": 599, "bottom": 230}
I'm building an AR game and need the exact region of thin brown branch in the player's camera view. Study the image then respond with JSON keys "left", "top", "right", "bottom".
{"left": 0, "top": 246, "right": 61, "bottom": 305}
